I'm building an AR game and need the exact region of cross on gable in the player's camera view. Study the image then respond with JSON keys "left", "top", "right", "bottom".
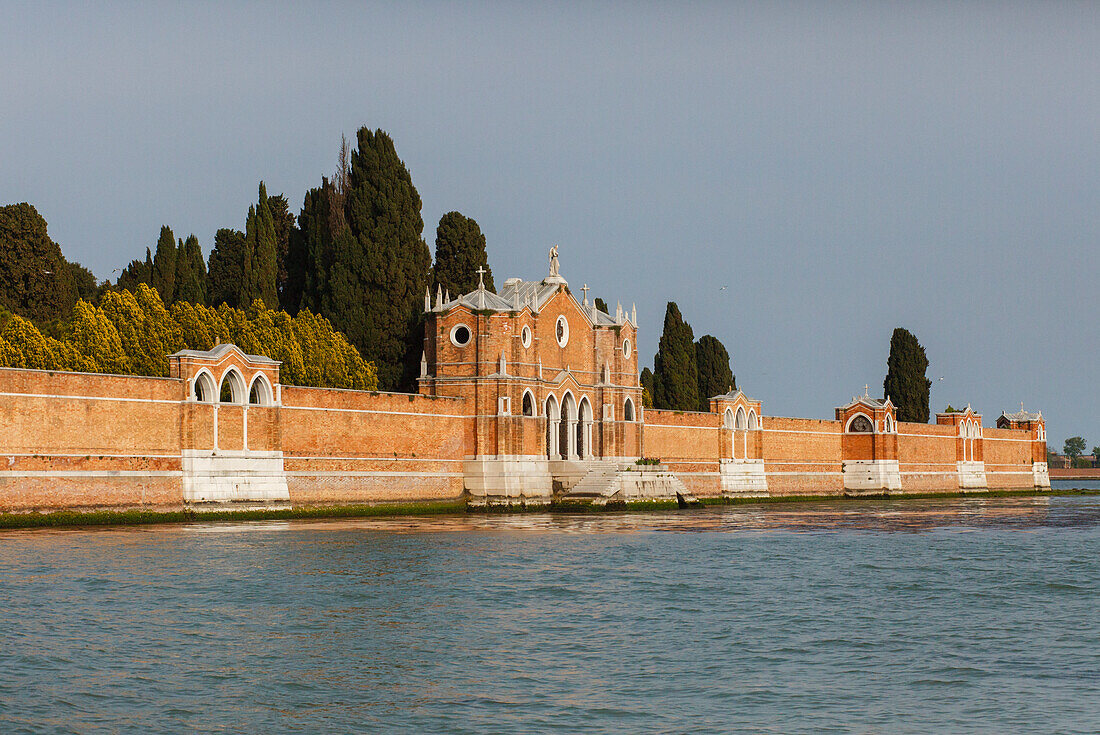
{"left": 581, "top": 283, "right": 589, "bottom": 304}
{"left": 476, "top": 266, "right": 486, "bottom": 289}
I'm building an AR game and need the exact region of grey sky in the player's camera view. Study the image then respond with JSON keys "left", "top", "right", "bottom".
{"left": 3, "top": 2, "right": 1097, "bottom": 446}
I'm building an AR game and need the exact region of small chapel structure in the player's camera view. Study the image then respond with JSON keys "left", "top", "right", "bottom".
{"left": 417, "top": 250, "right": 645, "bottom": 502}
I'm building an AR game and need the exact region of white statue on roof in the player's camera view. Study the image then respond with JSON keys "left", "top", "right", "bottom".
{"left": 548, "top": 245, "right": 560, "bottom": 277}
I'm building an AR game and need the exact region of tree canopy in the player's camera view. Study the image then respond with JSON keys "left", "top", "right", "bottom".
{"left": 0, "top": 203, "right": 79, "bottom": 321}
{"left": 0, "top": 284, "right": 376, "bottom": 390}
{"left": 695, "top": 334, "right": 735, "bottom": 411}
{"left": 651, "top": 302, "right": 698, "bottom": 411}
{"left": 883, "top": 327, "right": 931, "bottom": 422}
{"left": 341, "top": 127, "right": 431, "bottom": 390}
{"left": 1064, "top": 436, "right": 1087, "bottom": 460}
{"left": 432, "top": 211, "right": 494, "bottom": 296}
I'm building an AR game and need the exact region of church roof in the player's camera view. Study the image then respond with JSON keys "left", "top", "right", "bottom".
{"left": 838, "top": 393, "right": 892, "bottom": 411}
{"left": 1000, "top": 409, "right": 1042, "bottom": 422}
{"left": 430, "top": 275, "right": 634, "bottom": 327}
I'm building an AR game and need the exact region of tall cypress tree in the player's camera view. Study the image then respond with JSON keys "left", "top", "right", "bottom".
{"left": 207, "top": 228, "right": 247, "bottom": 307}
{"left": 266, "top": 193, "right": 298, "bottom": 311}
{"left": 651, "top": 302, "right": 698, "bottom": 411}
{"left": 174, "top": 234, "right": 207, "bottom": 305}
{"left": 247, "top": 182, "right": 278, "bottom": 308}
{"left": 296, "top": 178, "right": 345, "bottom": 314}
{"left": 695, "top": 334, "right": 735, "bottom": 411}
{"left": 0, "top": 202, "right": 78, "bottom": 321}
{"left": 342, "top": 128, "right": 431, "bottom": 390}
{"left": 883, "top": 327, "right": 931, "bottom": 423}
{"left": 150, "top": 226, "right": 177, "bottom": 303}
{"left": 432, "top": 211, "right": 494, "bottom": 295}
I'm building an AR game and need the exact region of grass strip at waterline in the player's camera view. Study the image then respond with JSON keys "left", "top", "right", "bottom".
{"left": 0, "top": 488, "right": 1097, "bottom": 531}
{"left": 0, "top": 500, "right": 467, "bottom": 531}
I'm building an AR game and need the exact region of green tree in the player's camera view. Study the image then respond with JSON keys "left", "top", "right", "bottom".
{"left": 174, "top": 234, "right": 207, "bottom": 305}
{"left": 695, "top": 334, "right": 735, "bottom": 411}
{"left": 116, "top": 248, "right": 153, "bottom": 293}
{"left": 207, "top": 228, "right": 248, "bottom": 307}
{"left": 651, "top": 302, "right": 698, "bottom": 411}
{"left": 594, "top": 297, "right": 609, "bottom": 314}
{"left": 883, "top": 327, "right": 931, "bottom": 422}
{"left": 1064, "top": 436, "right": 1087, "bottom": 462}
{"left": 296, "top": 179, "right": 345, "bottom": 314}
{"left": 266, "top": 193, "right": 299, "bottom": 311}
{"left": 640, "top": 366, "right": 654, "bottom": 408}
{"left": 150, "top": 226, "right": 177, "bottom": 303}
{"left": 58, "top": 300, "right": 130, "bottom": 373}
{"left": 432, "top": 211, "right": 494, "bottom": 296}
{"left": 68, "top": 262, "right": 100, "bottom": 303}
{"left": 0, "top": 203, "right": 78, "bottom": 321}
{"left": 246, "top": 182, "right": 279, "bottom": 308}
{"left": 341, "top": 128, "right": 431, "bottom": 390}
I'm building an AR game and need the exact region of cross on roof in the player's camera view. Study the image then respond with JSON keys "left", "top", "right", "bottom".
{"left": 476, "top": 266, "right": 486, "bottom": 290}
{"left": 581, "top": 283, "right": 589, "bottom": 304}
{"left": 863, "top": 384, "right": 869, "bottom": 397}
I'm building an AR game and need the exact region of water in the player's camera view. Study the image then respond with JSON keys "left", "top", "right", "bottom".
{"left": 2, "top": 496, "right": 1099, "bottom": 734}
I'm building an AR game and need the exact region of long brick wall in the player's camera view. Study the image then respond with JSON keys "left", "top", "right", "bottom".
{"left": 0, "top": 362, "right": 1045, "bottom": 511}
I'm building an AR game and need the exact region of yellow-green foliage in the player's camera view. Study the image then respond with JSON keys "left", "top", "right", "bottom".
{"left": 0, "top": 284, "right": 377, "bottom": 390}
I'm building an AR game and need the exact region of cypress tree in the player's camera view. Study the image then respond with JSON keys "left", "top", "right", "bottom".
{"left": 150, "top": 226, "right": 177, "bottom": 303}
{"left": 266, "top": 193, "right": 299, "bottom": 311}
{"left": 247, "top": 182, "right": 278, "bottom": 308}
{"left": 883, "top": 327, "right": 931, "bottom": 423}
{"left": 342, "top": 128, "right": 431, "bottom": 390}
{"left": 594, "top": 297, "right": 609, "bottom": 314}
{"left": 174, "top": 234, "right": 207, "bottom": 305}
{"left": 117, "top": 248, "right": 153, "bottom": 293}
{"left": 296, "top": 179, "right": 344, "bottom": 314}
{"left": 207, "top": 229, "right": 247, "bottom": 307}
{"left": 695, "top": 334, "right": 735, "bottom": 411}
{"left": 0, "top": 203, "right": 78, "bottom": 321}
{"left": 651, "top": 302, "right": 698, "bottom": 411}
{"left": 432, "top": 211, "right": 494, "bottom": 295}
{"left": 640, "top": 367, "right": 655, "bottom": 408}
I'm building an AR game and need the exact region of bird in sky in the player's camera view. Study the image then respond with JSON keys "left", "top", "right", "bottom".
{"left": 719, "top": 285, "right": 727, "bottom": 291}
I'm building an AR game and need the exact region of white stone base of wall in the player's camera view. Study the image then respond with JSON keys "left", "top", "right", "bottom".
{"left": 464, "top": 455, "right": 553, "bottom": 505}
{"left": 1033, "top": 461, "right": 1051, "bottom": 489}
{"left": 719, "top": 459, "right": 769, "bottom": 497}
{"left": 182, "top": 450, "right": 290, "bottom": 503}
{"left": 957, "top": 461, "right": 988, "bottom": 490}
{"left": 842, "top": 459, "right": 902, "bottom": 493}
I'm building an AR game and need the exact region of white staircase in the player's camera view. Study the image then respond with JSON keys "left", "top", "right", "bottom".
{"left": 559, "top": 462, "right": 695, "bottom": 506}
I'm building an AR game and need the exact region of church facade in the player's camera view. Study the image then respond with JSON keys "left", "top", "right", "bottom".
{"left": 0, "top": 252, "right": 1050, "bottom": 513}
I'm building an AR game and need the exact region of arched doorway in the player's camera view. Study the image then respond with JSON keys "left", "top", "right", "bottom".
{"left": 578, "top": 397, "right": 593, "bottom": 459}
{"left": 545, "top": 395, "right": 559, "bottom": 459}
{"left": 560, "top": 392, "right": 577, "bottom": 459}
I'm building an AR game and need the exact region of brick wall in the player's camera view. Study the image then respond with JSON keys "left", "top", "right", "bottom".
{"left": 279, "top": 387, "right": 473, "bottom": 505}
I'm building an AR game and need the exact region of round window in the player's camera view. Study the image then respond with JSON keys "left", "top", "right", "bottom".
{"left": 521, "top": 325, "right": 532, "bottom": 349}
{"left": 623, "top": 338, "right": 632, "bottom": 358}
{"left": 450, "top": 324, "right": 472, "bottom": 347}
{"left": 555, "top": 316, "right": 569, "bottom": 347}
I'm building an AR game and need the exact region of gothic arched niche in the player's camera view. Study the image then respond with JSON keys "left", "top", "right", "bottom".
{"left": 848, "top": 415, "right": 873, "bottom": 433}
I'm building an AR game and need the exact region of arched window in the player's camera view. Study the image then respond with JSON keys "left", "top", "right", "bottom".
{"left": 735, "top": 406, "right": 748, "bottom": 430}
{"left": 748, "top": 410, "right": 758, "bottom": 431}
{"left": 248, "top": 374, "right": 273, "bottom": 406}
{"left": 624, "top": 398, "right": 636, "bottom": 422}
{"left": 219, "top": 369, "right": 245, "bottom": 404}
{"left": 847, "top": 414, "right": 873, "bottom": 433}
{"left": 885, "top": 415, "right": 894, "bottom": 433}
{"left": 193, "top": 371, "right": 216, "bottom": 403}
{"left": 723, "top": 408, "right": 734, "bottom": 429}
{"left": 522, "top": 390, "right": 535, "bottom": 417}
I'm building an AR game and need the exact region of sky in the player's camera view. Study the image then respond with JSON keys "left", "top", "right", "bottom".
{"left": 2, "top": 2, "right": 1097, "bottom": 447}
